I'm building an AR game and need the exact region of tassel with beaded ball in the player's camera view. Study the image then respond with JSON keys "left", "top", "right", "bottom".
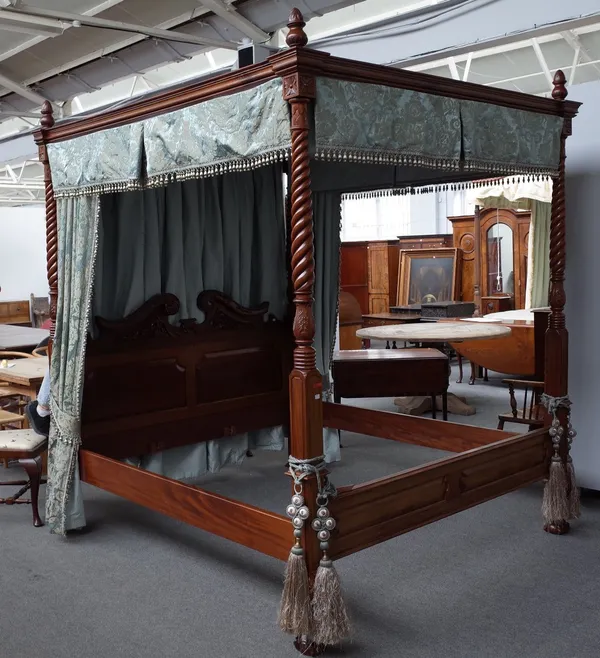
{"left": 278, "top": 492, "right": 312, "bottom": 637}
{"left": 310, "top": 493, "right": 350, "bottom": 647}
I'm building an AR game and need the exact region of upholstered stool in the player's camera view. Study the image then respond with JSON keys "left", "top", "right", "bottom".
{"left": 0, "top": 429, "right": 47, "bottom": 527}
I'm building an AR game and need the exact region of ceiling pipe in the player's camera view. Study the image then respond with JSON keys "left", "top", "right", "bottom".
{"left": 3, "top": 3, "right": 238, "bottom": 49}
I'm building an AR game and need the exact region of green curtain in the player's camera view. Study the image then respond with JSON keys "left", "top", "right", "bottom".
{"left": 46, "top": 195, "right": 100, "bottom": 535}
{"left": 313, "top": 191, "right": 343, "bottom": 463}
{"left": 479, "top": 195, "right": 550, "bottom": 308}
{"left": 93, "top": 166, "right": 289, "bottom": 479}
{"left": 91, "top": 170, "right": 343, "bottom": 475}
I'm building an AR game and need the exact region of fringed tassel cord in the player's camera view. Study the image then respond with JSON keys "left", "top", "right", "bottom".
{"left": 310, "top": 492, "right": 351, "bottom": 646}
{"left": 279, "top": 489, "right": 312, "bottom": 636}
{"left": 541, "top": 394, "right": 581, "bottom": 524}
{"left": 279, "top": 456, "right": 351, "bottom": 649}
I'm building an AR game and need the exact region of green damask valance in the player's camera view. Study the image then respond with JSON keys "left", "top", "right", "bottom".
{"left": 313, "top": 78, "right": 563, "bottom": 176}
{"left": 313, "top": 77, "right": 463, "bottom": 170}
{"left": 47, "top": 79, "right": 292, "bottom": 198}
{"left": 143, "top": 78, "right": 291, "bottom": 186}
{"left": 48, "top": 123, "right": 144, "bottom": 197}
{"left": 461, "top": 101, "right": 563, "bottom": 174}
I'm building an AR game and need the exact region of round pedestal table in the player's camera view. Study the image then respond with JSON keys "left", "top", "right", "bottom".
{"left": 356, "top": 322, "right": 512, "bottom": 417}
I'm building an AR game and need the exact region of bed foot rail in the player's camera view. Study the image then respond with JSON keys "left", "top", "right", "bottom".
{"left": 294, "top": 636, "right": 326, "bottom": 656}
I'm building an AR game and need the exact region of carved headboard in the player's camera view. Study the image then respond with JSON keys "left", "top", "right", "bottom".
{"left": 81, "top": 291, "right": 292, "bottom": 459}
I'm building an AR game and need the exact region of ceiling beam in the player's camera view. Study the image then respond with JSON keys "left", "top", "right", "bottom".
{"left": 5, "top": 3, "right": 238, "bottom": 50}
{"left": 198, "top": 0, "right": 270, "bottom": 43}
{"left": 0, "top": 0, "right": 127, "bottom": 63}
{"left": 447, "top": 57, "right": 460, "bottom": 80}
{"left": 531, "top": 38, "right": 553, "bottom": 88}
{"left": 0, "top": 70, "right": 48, "bottom": 105}
{"left": 395, "top": 11, "right": 600, "bottom": 68}
{"left": 462, "top": 52, "right": 472, "bottom": 82}
{"left": 568, "top": 42, "right": 581, "bottom": 86}
{"left": 561, "top": 30, "right": 600, "bottom": 76}
{"left": 0, "top": 11, "right": 65, "bottom": 36}
{"left": 0, "top": 110, "right": 40, "bottom": 118}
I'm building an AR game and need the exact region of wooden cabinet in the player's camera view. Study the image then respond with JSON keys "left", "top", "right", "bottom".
{"left": 0, "top": 300, "right": 30, "bottom": 325}
{"left": 341, "top": 236, "right": 453, "bottom": 316}
{"left": 481, "top": 295, "right": 512, "bottom": 314}
{"left": 340, "top": 240, "right": 399, "bottom": 315}
{"left": 367, "top": 241, "right": 399, "bottom": 314}
{"left": 397, "top": 234, "right": 453, "bottom": 251}
{"left": 340, "top": 241, "right": 370, "bottom": 315}
{"left": 449, "top": 209, "right": 531, "bottom": 310}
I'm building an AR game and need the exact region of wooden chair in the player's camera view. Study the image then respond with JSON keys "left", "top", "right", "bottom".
{"left": 0, "top": 351, "right": 35, "bottom": 464}
{"left": 0, "top": 429, "right": 47, "bottom": 526}
{"left": 29, "top": 294, "right": 50, "bottom": 329}
{"left": 32, "top": 345, "right": 48, "bottom": 357}
{"left": 497, "top": 379, "right": 545, "bottom": 431}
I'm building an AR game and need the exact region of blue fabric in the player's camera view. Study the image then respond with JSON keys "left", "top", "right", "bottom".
{"left": 38, "top": 368, "right": 50, "bottom": 407}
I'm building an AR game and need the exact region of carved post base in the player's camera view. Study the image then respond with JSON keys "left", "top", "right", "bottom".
{"left": 294, "top": 637, "right": 326, "bottom": 656}
{"left": 544, "top": 520, "right": 570, "bottom": 535}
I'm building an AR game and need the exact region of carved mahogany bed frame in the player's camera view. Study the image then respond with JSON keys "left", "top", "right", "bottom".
{"left": 33, "top": 9, "right": 578, "bottom": 654}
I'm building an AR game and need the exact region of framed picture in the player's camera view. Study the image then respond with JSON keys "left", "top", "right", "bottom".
{"left": 397, "top": 248, "right": 462, "bottom": 306}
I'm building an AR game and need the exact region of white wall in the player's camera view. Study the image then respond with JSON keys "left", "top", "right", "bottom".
{"left": 564, "top": 80, "right": 600, "bottom": 489}
{"left": 0, "top": 205, "right": 48, "bottom": 302}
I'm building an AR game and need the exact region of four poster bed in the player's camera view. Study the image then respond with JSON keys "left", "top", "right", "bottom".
{"left": 34, "top": 10, "right": 580, "bottom": 655}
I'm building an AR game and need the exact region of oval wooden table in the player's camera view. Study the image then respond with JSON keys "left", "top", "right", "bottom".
{"left": 356, "top": 322, "right": 512, "bottom": 417}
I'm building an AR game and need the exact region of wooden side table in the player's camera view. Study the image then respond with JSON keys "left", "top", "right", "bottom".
{"left": 332, "top": 348, "right": 449, "bottom": 420}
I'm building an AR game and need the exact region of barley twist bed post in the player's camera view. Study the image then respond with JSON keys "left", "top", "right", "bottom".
{"left": 277, "top": 11, "right": 349, "bottom": 655}
{"left": 542, "top": 70, "right": 580, "bottom": 535}
{"left": 36, "top": 101, "right": 58, "bottom": 356}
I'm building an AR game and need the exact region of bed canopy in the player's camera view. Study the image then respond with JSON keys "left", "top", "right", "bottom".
{"left": 34, "top": 9, "right": 580, "bottom": 655}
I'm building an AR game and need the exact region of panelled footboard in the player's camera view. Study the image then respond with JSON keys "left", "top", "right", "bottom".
{"left": 329, "top": 428, "right": 551, "bottom": 559}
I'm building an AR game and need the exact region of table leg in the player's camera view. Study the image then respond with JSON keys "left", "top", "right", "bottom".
{"left": 442, "top": 392, "right": 448, "bottom": 421}
{"left": 431, "top": 395, "right": 437, "bottom": 419}
{"left": 392, "top": 341, "right": 397, "bottom": 349}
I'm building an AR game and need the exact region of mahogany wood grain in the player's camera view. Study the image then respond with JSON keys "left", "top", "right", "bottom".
{"left": 340, "top": 242, "right": 369, "bottom": 315}
{"left": 329, "top": 428, "right": 549, "bottom": 559}
{"left": 285, "top": 77, "right": 323, "bottom": 577}
{"left": 323, "top": 402, "right": 515, "bottom": 452}
{"left": 81, "top": 292, "right": 292, "bottom": 458}
{"left": 79, "top": 450, "right": 290, "bottom": 561}
{"left": 332, "top": 348, "right": 449, "bottom": 406}
{"left": 451, "top": 321, "right": 535, "bottom": 376}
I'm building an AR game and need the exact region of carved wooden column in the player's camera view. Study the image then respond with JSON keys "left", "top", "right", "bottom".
{"left": 473, "top": 204, "right": 482, "bottom": 317}
{"left": 35, "top": 101, "right": 58, "bottom": 358}
{"left": 544, "top": 70, "right": 571, "bottom": 535}
{"left": 282, "top": 11, "right": 324, "bottom": 652}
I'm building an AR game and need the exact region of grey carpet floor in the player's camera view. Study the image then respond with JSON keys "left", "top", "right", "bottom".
{"left": 2, "top": 366, "right": 598, "bottom": 658}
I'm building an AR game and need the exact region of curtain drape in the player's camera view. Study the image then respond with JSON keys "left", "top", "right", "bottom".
{"left": 46, "top": 195, "right": 100, "bottom": 534}
{"left": 313, "top": 191, "right": 343, "bottom": 463}
{"left": 93, "top": 165, "right": 288, "bottom": 480}
{"left": 91, "top": 169, "right": 342, "bottom": 478}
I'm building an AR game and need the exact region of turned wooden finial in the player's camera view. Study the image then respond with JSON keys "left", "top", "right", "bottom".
{"left": 552, "top": 70, "right": 568, "bottom": 101}
{"left": 40, "top": 100, "right": 55, "bottom": 130}
{"left": 286, "top": 8, "right": 308, "bottom": 48}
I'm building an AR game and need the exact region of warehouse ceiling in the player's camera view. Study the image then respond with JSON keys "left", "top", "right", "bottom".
{"left": 1, "top": 0, "right": 600, "bottom": 205}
